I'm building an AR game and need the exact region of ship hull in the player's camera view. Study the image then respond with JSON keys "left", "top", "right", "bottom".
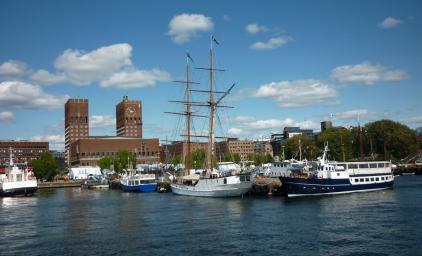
{"left": 171, "top": 176, "right": 252, "bottom": 197}
{"left": 0, "top": 185, "right": 37, "bottom": 197}
{"left": 121, "top": 183, "right": 157, "bottom": 192}
{"left": 280, "top": 177, "right": 394, "bottom": 197}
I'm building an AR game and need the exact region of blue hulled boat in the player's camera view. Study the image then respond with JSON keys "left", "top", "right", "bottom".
{"left": 120, "top": 173, "right": 157, "bottom": 192}
{"left": 279, "top": 144, "right": 394, "bottom": 197}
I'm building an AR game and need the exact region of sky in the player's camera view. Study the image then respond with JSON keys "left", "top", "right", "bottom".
{"left": 0, "top": 0, "right": 421, "bottom": 151}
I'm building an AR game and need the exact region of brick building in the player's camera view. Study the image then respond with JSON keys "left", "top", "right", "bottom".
{"left": 0, "top": 140, "right": 49, "bottom": 165}
{"left": 70, "top": 136, "right": 159, "bottom": 166}
{"left": 64, "top": 96, "right": 159, "bottom": 168}
{"left": 160, "top": 141, "right": 208, "bottom": 163}
{"left": 116, "top": 96, "right": 142, "bottom": 138}
{"left": 216, "top": 138, "right": 254, "bottom": 162}
{"left": 65, "top": 99, "right": 89, "bottom": 166}
{"left": 254, "top": 140, "right": 273, "bottom": 156}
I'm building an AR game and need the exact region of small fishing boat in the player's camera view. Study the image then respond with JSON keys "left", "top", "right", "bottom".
{"left": 120, "top": 172, "right": 157, "bottom": 192}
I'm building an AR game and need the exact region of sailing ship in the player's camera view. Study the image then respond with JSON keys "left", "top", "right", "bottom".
{"left": 168, "top": 36, "right": 252, "bottom": 197}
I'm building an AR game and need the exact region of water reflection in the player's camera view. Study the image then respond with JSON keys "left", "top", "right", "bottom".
{"left": 0, "top": 176, "right": 421, "bottom": 256}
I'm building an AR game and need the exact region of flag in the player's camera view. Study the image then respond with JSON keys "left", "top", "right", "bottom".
{"left": 212, "top": 35, "right": 220, "bottom": 45}
{"left": 186, "top": 52, "right": 194, "bottom": 62}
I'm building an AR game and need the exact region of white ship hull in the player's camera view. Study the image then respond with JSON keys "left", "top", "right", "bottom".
{"left": 0, "top": 180, "right": 38, "bottom": 197}
{"left": 171, "top": 175, "right": 252, "bottom": 197}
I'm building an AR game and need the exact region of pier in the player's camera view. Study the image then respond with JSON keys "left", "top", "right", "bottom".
{"left": 38, "top": 180, "right": 82, "bottom": 189}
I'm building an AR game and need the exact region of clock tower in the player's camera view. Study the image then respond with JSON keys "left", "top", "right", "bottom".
{"left": 116, "top": 96, "right": 142, "bottom": 138}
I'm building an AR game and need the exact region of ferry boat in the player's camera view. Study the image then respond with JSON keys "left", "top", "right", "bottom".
{"left": 279, "top": 144, "right": 394, "bottom": 197}
{"left": 120, "top": 173, "right": 157, "bottom": 192}
{"left": 168, "top": 36, "right": 252, "bottom": 197}
{"left": 0, "top": 149, "right": 38, "bottom": 197}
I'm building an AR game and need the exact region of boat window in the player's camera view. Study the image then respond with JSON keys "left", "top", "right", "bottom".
{"left": 378, "top": 163, "right": 385, "bottom": 168}
{"left": 246, "top": 175, "right": 250, "bottom": 181}
{"left": 359, "top": 164, "right": 369, "bottom": 169}
{"left": 338, "top": 164, "right": 347, "bottom": 170}
{"left": 385, "top": 163, "right": 390, "bottom": 167}
{"left": 360, "top": 178, "right": 364, "bottom": 182}
{"left": 337, "top": 173, "right": 340, "bottom": 176}
{"left": 370, "top": 178, "right": 374, "bottom": 181}
{"left": 224, "top": 178, "right": 227, "bottom": 184}
{"left": 135, "top": 180, "right": 139, "bottom": 185}
{"left": 349, "top": 164, "right": 358, "bottom": 169}
{"left": 376, "top": 177, "right": 379, "bottom": 181}
{"left": 369, "top": 163, "right": 377, "bottom": 168}
{"left": 355, "top": 179, "right": 359, "bottom": 182}
{"left": 365, "top": 178, "right": 369, "bottom": 182}
{"left": 381, "top": 177, "right": 385, "bottom": 180}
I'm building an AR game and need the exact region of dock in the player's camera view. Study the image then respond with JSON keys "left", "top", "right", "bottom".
{"left": 38, "top": 180, "right": 82, "bottom": 189}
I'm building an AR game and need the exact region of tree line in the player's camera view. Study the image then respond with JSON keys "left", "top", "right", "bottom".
{"left": 282, "top": 119, "right": 420, "bottom": 162}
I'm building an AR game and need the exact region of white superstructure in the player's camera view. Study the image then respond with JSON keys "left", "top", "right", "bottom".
{"left": 0, "top": 148, "right": 37, "bottom": 197}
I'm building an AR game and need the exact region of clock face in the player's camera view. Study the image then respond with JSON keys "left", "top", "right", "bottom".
{"left": 126, "top": 107, "right": 135, "bottom": 116}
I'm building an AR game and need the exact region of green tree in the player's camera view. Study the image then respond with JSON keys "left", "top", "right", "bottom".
{"left": 97, "top": 156, "right": 114, "bottom": 171}
{"left": 31, "top": 152, "right": 58, "bottom": 181}
{"left": 247, "top": 154, "right": 254, "bottom": 162}
{"left": 365, "top": 119, "right": 419, "bottom": 160}
{"left": 265, "top": 153, "right": 274, "bottom": 163}
{"left": 114, "top": 150, "right": 136, "bottom": 173}
{"left": 317, "top": 127, "right": 353, "bottom": 161}
{"left": 191, "top": 149, "right": 206, "bottom": 168}
{"left": 285, "top": 134, "right": 319, "bottom": 160}
{"left": 170, "top": 155, "right": 181, "bottom": 166}
{"left": 223, "top": 152, "right": 241, "bottom": 163}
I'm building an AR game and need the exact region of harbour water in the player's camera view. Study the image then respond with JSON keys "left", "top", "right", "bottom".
{"left": 1, "top": 176, "right": 421, "bottom": 256}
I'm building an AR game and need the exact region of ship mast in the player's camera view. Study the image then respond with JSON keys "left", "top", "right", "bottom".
{"left": 165, "top": 54, "right": 199, "bottom": 176}
{"left": 207, "top": 38, "right": 216, "bottom": 172}
{"left": 185, "top": 55, "right": 191, "bottom": 176}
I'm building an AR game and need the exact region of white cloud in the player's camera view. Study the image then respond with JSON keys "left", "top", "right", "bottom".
{"left": 90, "top": 115, "right": 116, "bottom": 129}
{"left": 232, "top": 116, "right": 256, "bottom": 123}
{"left": 325, "top": 109, "right": 374, "bottom": 121}
{"left": 30, "top": 69, "right": 67, "bottom": 85}
{"left": 222, "top": 15, "right": 230, "bottom": 21}
{"left": 167, "top": 13, "right": 214, "bottom": 44}
{"left": 251, "top": 36, "right": 291, "bottom": 50}
{"left": 100, "top": 69, "right": 171, "bottom": 89}
{"left": 253, "top": 79, "right": 339, "bottom": 107}
{"left": 21, "top": 43, "right": 171, "bottom": 89}
{"left": 227, "top": 116, "right": 319, "bottom": 139}
{"left": 0, "top": 81, "right": 68, "bottom": 109}
{"left": 402, "top": 115, "right": 422, "bottom": 124}
{"left": 330, "top": 62, "right": 408, "bottom": 85}
{"left": 0, "top": 111, "right": 14, "bottom": 122}
{"left": 228, "top": 127, "right": 245, "bottom": 137}
{"left": 378, "top": 17, "right": 403, "bottom": 29}
{"left": 0, "top": 60, "right": 27, "bottom": 76}
{"left": 245, "top": 23, "right": 269, "bottom": 34}
{"left": 54, "top": 43, "right": 133, "bottom": 85}
{"left": 296, "top": 120, "right": 320, "bottom": 130}
{"left": 31, "top": 134, "right": 65, "bottom": 151}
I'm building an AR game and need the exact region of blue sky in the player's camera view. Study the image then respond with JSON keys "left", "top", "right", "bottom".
{"left": 0, "top": 0, "right": 421, "bottom": 150}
